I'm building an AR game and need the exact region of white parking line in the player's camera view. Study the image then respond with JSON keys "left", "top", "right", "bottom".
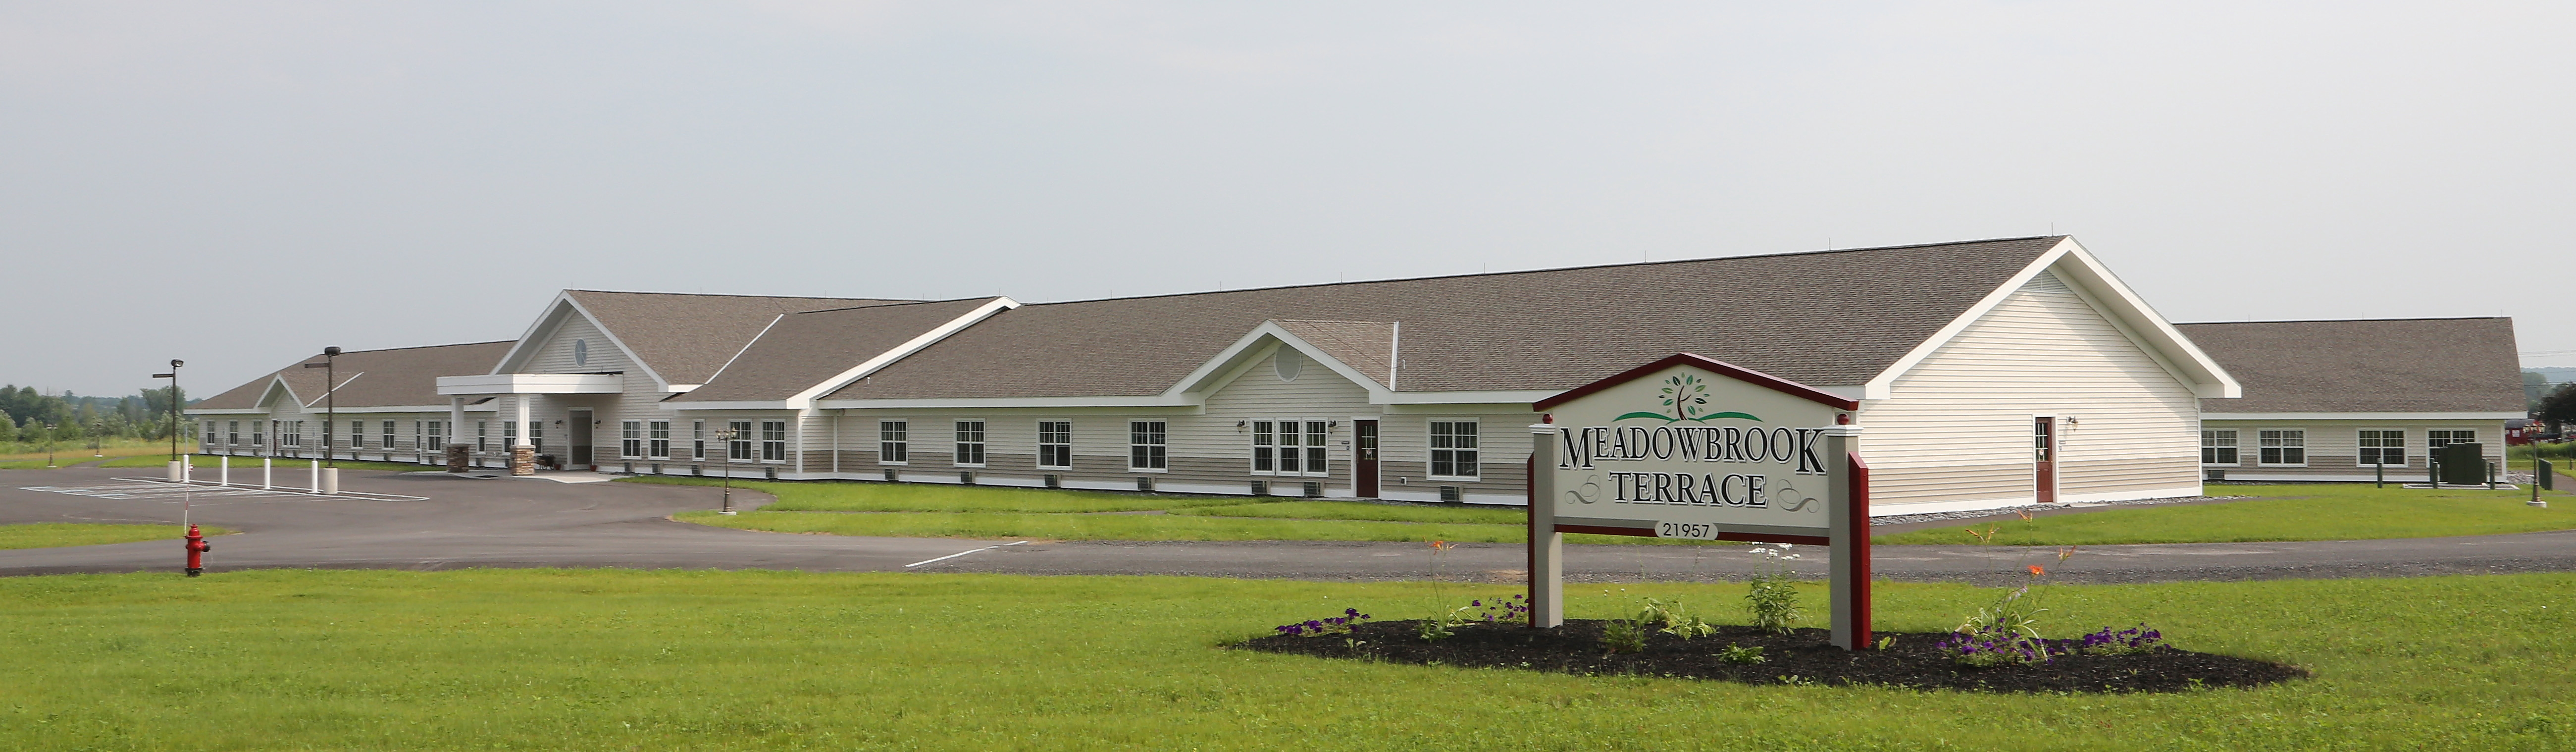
{"left": 903, "top": 540, "right": 1029, "bottom": 568}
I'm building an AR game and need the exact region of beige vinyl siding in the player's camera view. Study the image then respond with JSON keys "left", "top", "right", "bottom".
{"left": 2199, "top": 419, "right": 2504, "bottom": 480}
{"left": 1192, "top": 348, "right": 1377, "bottom": 496}
{"left": 1861, "top": 272, "right": 2202, "bottom": 509}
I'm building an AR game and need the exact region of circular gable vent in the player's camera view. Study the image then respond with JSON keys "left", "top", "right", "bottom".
{"left": 1274, "top": 348, "right": 1303, "bottom": 382}
{"left": 574, "top": 339, "right": 589, "bottom": 367}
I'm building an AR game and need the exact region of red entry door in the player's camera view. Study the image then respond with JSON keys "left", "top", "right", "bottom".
{"left": 2033, "top": 417, "right": 2057, "bottom": 503}
{"left": 1354, "top": 420, "right": 1379, "bottom": 498}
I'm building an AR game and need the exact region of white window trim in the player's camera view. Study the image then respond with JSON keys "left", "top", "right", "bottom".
{"left": 1034, "top": 419, "right": 1073, "bottom": 471}
{"left": 619, "top": 420, "right": 644, "bottom": 460}
{"left": 877, "top": 419, "right": 910, "bottom": 466}
{"left": 726, "top": 420, "right": 756, "bottom": 463}
{"left": 1248, "top": 418, "right": 1331, "bottom": 478}
{"left": 2256, "top": 429, "right": 2308, "bottom": 468}
{"left": 2356, "top": 428, "right": 2407, "bottom": 467}
{"left": 1128, "top": 420, "right": 1169, "bottom": 472}
{"left": 1426, "top": 418, "right": 1483, "bottom": 482}
{"left": 648, "top": 420, "right": 672, "bottom": 460}
{"left": 758, "top": 420, "right": 788, "bottom": 464}
{"left": 2199, "top": 428, "right": 2239, "bottom": 466}
{"left": 952, "top": 419, "right": 987, "bottom": 468}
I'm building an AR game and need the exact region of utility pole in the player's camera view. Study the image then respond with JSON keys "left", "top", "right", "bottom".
{"left": 303, "top": 348, "right": 341, "bottom": 468}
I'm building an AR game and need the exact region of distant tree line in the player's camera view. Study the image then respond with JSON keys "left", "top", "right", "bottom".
{"left": 0, "top": 385, "right": 192, "bottom": 444}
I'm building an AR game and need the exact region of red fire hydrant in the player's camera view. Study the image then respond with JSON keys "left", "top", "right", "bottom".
{"left": 184, "top": 524, "right": 210, "bottom": 577}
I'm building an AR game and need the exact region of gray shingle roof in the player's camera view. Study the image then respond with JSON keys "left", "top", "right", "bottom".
{"left": 671, "top": 298, "right": 1012, "bottom": 402}
{"left": 2175, "top": 318, "right": 2524, "bottom": 414}
{"left": 823, "top": 236, "right": 2064, "bottom": 400}
{"left": 1275, "top": 320, "right": 1398, "bottom": 388}
{"left": 562, "top": 291, "right": 915, "bottom": 385}
{"left": 193, "top": 341, "right": 517, "bottom": 411}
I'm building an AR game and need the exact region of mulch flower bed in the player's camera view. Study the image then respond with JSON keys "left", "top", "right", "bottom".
{"left": 1240, "top": 619, "right": 2308, "bottom": 693}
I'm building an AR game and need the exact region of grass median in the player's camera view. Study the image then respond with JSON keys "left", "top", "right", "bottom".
{"left": 1873, "top": 484, "right": 2576, "bottom": 545}
{"left": 0, "top": 523, "right": 233, "bottom": 550}
{"left": 0, "top": 568, "right": 2570, "bottom": 750}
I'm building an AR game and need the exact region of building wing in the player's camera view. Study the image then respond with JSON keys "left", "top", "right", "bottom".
{"left": 2176, "top": 318, "right": 2524, "bottom": 415}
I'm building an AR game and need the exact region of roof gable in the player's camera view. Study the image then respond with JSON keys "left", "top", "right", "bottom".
{"left": 493, "top": 290, "right": 917, "bottom": 389}
{"left": 191, "top": 341, "right": 515, "bottom": 413}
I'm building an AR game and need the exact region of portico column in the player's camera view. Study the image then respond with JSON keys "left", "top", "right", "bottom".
{"left": 447, "top": 397, "right": 468, "bottom": 473}
{"left": 510, "top": 394, "right": 536, "bottom": 476}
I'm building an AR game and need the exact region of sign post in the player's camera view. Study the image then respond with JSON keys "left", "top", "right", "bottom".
{"left": 1527, "top": 353, "right": 1872, "bottom": 649}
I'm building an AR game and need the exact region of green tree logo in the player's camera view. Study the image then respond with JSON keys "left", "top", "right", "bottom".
{"left": 1615, "top": 374, "right": 1761, "bottom": 423}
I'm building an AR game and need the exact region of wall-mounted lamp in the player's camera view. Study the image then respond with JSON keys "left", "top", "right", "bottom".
{"left": 554, "top": 420, "right": 564, "bottom": 426}
{"left": 1235, "top": 420, "right": 1247, "bottom": 432}
{"left": 1329, "top": 420, "right": 1340, "bottom": 429}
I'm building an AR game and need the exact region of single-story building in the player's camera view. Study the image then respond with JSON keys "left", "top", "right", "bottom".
{"left": 195, "top": 235, "right": 2256, "bottom": 515}
{"left": 2174, "top": 317, "right": 2524, "bottom": 483}
{"left": 187, "top": 341, "right": 515, "bottom": 462}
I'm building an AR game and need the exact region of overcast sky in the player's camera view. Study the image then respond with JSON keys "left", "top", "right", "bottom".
{"left": 5, "top": 1, "right": 2572, "bottom": 398}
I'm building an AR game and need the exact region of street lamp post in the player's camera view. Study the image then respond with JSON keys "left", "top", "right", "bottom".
{"left": 92, "top": 419, "right": 104, "bottom": 457}
{"left": 42, "top": 423, "right": 55, "bottom": 469}
{"left": 710, "top": 426, "right": 739, "bottom": 515}
{"left": 301, "top": 347, "right": 340, "bottom": 469}
{"left": 155, "top": 361, "right": 182, "bottom": 480}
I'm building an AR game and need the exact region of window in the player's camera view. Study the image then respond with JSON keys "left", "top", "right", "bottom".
{"left": 382, "top": 421, "right": 396, "bottom": 450}
{"left": 227, "top": 421, "right": 239, "bottom": 446}
{"left": 2199, "top": 430, "right": 2238, "bottom": 465}
{"left": 1430, "top": 421, "right": 1480, "bottom": 480}
{"left": 2427, "top": 430, "right": 2477, "bottom": 449}
{"left": 412, "top": 421, "right": 423, "bottom": 452}
{"left": 476, "top": 421, "right": 488, "bottom": 451}
{"left": 203, "top": 421, "right": 216, "bottom": 448}
{"left": 879, "top": 420, "right": 908, "bottom": 464}
{"left": 427, "top": 421, "right": 444, "bottom": 450}
{"left": 691, "top": 420, "right": 705, "bottom": 460}
{"left": 504, "top": 421, "right": 517, "bottom": 447}
{"left": 1036, "top": 421, "right": 1072, "bottom": 469}
{"left": 952, "top": 420, "right": 986, "bottom": 466}
{"left": 2257, "top": 429, "right": 2306, "bottom": 466}
{"left": 529, "top": 422, "right": 543, "bottom": 452}
{"left": 284, "top": 421, "right": 304, "bottom": 446}
{"left": 322, "top": 421, "right": 333, "bottom": 450}
{"left": 620, "top": 421, "right": 643, "bottom": 459}
{"left": 760, "top": 421, "right": 787, "bottom": 462}
{"left": 251, "top": 422, "right": 263, "bottom": 448}
{"left": 2358, "top": 430, "right": 2405, "bottom": 466}
{"left": 728, "top": 420, "right": 754, "bottom": 461}
{"left": 351, "top": 421, "right": 366, "bottom": 448}
{"left": 649, "top": 421, "right": 670, "bottom": 459}
{"left": 1129, "top": 421, "right": 1167, "bottom": 471}
{"left": 1252, "top": 420, "right": 1329, "bottom": 477}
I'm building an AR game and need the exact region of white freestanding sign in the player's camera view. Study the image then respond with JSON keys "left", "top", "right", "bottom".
{"left": 1528, "top": 353, "right": 1874, "bottom": 649}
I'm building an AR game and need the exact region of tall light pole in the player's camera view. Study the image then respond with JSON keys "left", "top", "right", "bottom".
{"left": 301, "top": 347, "right": 340, "bottom": 468}
{"left": 42, "top": 423, "right": 55, "bottom": 469}
{"left": 155, "top": 361, "right": 182, "bottom": 477}
{"left": 711, "top": 426, "right": 739, "bottom": 515}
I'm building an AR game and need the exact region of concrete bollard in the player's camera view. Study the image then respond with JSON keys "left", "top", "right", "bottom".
{"left": 167, "top": 460, "right": 183, "bottom": 482}
{"left": 309, "top": 460, "right": 319, "bottom": 493}
{"left": 321, "top": 467, "right": 339, "bottom": 495}
{"left": 263, "top": 457, "right": 273, "bottom": 490}
{"left": 219, "top": 455, "right": 229, "bottom": 486}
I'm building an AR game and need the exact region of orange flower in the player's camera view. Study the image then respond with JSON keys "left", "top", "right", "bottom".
{"left": 2027, "top": 564, "right": 2045, "bottom": 576}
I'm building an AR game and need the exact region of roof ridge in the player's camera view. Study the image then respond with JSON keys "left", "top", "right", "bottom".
{"left": 1018, "top": 236, "right": 2064, "bottom": 307}
{"left": 788, "top": 296, "right": 1006, "bottom": 316}
{"left": 565, "top": 289, "right": 916, "bottom": 302}
{"left": 290, "top": 340, "right": 516, "bottom": 360}
{"left": 1274, "top": 318, "right": 1397, "bottom": 325}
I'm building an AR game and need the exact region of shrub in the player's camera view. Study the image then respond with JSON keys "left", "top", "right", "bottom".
{"left": 1717, "top": 644, "right": 1766, "bottom": 664}
{"left": 1743, "top": 543, "right": 1803, "bottom": 634}
{"left": 1639, "top": 597, "right": 1716, "bottom": 640}
{"left": 1600, "top": 617, "right": 1648, "bottom": 654}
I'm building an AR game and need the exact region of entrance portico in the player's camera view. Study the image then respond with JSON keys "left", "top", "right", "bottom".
{"left": 436, "top": 374, "right": 624, "bottom": 475}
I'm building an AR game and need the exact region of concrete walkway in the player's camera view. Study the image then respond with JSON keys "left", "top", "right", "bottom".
{"left": 2, "top": 466, "right": 2571, "bottom": 586}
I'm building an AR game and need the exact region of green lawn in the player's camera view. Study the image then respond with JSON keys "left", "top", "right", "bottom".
{"left": 0, "top": 568, "right": 2569, "bottom": 750}
{"left": 1875, "top": 484, "right": 2576, "bottom": 545}
{"left": 0, "top": 523, "right": 232, "bottom": 550}
{"left": 621, "top": 476, "right": 1250, "bottom": 512}
{"left": 1175, "top": 500, "right": 1526, "bottom": 524}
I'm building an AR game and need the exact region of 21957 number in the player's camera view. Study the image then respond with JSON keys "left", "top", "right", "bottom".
{"left": 1655, "top": 521, "right": 1719, "bottom": 540}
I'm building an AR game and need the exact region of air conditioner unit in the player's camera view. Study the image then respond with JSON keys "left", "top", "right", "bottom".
{"left": 1136, "top": 477, "right": 1155, "bottom": 492}
{"left": 884, "top": 469, "right": 899, "bottom": 482}
{"left": 960, "top": 471, "right": 976, "bottom": 485}
{"left": 765, "top": 467, "right": 777, "bottom": 481}
{"left": 621, "top": 461, "right": 633, "bottom": 475}
{"left": 1250, "top": 480, "right": 1269, "bottom": 496}
{"left": 1302, "top": 481, "right": 1323, "bottom": 498}
{"left": 1044, "top": 474, "right": 1061, "bottom": 488}
{"left": 1440, "top": 485, "right": 1463, "bottom": 504}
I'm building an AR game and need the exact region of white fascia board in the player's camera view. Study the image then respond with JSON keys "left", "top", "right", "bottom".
{"left": 488, "top": 293, "right": 672, "bottom": 391}
{"left": 1376, "top": 389, "right": 1564, "bottom": 406}
{"left": 816, "top": 395, "right": 1207, "bottom": 410}
{"left": 256, "top": 377, "right": 301, "bottom": 410}
{"left": 1165, "top": 322, "right": 1393, "bottom": 400}
{"left": 1860, "top": 237, "right": 2241, "bottom": 400}
{"left": 436, "top": 373, "right": 625, "bottom": 395}
{"left": 664, "top": 400, "right": 791, "bottom": 412}
{"left": 784, "top": 297, "right": 1022, "bottom": 408}
{"left": 185, "top": 408, "right": 271, "bottom": 415}
{"left": 666, "top": 384, "right": 701, "bottom": 393}
{"left": 2201, "top": 412, "right": 2525, "bottom": 421}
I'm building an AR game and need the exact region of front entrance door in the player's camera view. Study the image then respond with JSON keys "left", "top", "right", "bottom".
{"left": 1353, "top": 420, "right": 1379, "bottom": 498}
{"left": 570, "top": 410, "right": 594, "bottom": 469}
{"left": 2033, "top": 416, "right": 2057, "bottom": 503}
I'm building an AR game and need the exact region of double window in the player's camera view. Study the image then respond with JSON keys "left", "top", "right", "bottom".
{"left": 760, "top": 421, "right": 786, "bottom": 462}
{"left": 2200, "top": 429, "right": 2237, "bottom": 465}
{"left": 2358, "top": 430, "right": 2405, "bottom": 466}
{"left": 620, "top": 421, "right": 644, "bottom": 459}
{"left": 1037, "top": 421, "right": 1072, "bottom": 469}
{"left": 1130, "top": 421, "right": 1167, "bottom": 471}
{"left": 2427, "top": 430, "right": 2477, "bottom": 449}
{"left": 952, "top": 420, "right": 986, "bottom": 467}
{"left": 879, "top": 420, "right": 909, "bottom": 464}
{"left": 649, "top": 421, "right": 671, "bottom": 459}
{"left": 284, "top": 421, "right": 304, "bottom": 447}
{"left": 1251, "top": 420, "right": 1330, "bottom": 477}
{"left": 727, "top": 421, "right": 754, "bottom": 461}
{"left": 1429, "top": 421, "right": 1481, "bottom": 480}
{"left": 2257, "top": 429, "right": 2306, "bottom": 466}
